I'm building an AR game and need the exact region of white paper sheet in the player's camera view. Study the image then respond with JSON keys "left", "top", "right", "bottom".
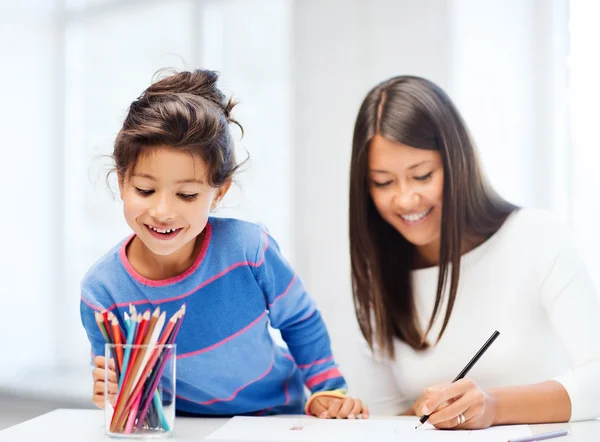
{"left": 205, "top": 416, "right": 532, "bottom": 442}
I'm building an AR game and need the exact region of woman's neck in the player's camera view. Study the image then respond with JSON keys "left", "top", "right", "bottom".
{"left": 413, "top": 234, "right": 486, "bottom": 270}
{"left": 127, "top": 231, "right": 204, "bottom": 280}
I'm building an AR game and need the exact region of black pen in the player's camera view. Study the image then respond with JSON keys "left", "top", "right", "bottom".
{"left": 415, "top": 330, "right": 500, "bottom": 429}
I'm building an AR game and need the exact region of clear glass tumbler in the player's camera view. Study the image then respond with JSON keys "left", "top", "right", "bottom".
{"left": 104, "top": 343, "right": 176, "bottom": 438}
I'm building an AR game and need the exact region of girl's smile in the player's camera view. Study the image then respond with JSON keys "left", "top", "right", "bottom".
{"left": 144, "top": 224, "right": 184, "bottom": 241}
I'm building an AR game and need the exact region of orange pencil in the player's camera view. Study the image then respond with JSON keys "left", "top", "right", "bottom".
{"left": 157, "top": 308, "right": 180, "bottom": 347}
{"left": 111, "top": 316, "right": 124, "bottom": 371}
{"left": 141, "top": 308, "right": 161, "bottom": 347}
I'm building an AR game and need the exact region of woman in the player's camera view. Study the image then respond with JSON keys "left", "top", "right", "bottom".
{"left": 349, "top": 75, "right": 600, "bottom": 428}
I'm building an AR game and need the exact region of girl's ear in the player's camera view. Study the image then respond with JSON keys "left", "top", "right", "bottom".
{"left": 211, "top": 178, "right": 232, "bottom": 211}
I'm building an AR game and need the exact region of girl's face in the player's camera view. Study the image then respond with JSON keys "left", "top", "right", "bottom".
{"left": 368, "top": 134, "right": 444, "bottom": 260}
{"left": 119, "top": 147, "right": 229, "bottom": 258}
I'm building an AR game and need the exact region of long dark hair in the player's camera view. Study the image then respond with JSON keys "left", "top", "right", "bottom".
{"left": 349, "top": 76, "right": 517, "bottom": 357}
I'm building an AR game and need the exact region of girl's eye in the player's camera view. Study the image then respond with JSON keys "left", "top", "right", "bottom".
{"left": 178, "top": 193, "right": 198, "bottom": 201}
{"left": 372, "top": 180, "right": 392, "bottom": 188}
{"left": 414, "top": 172, "right": 433, "bottom": 182}
{"left": 135, "top": 187, "right": 154, "bottom": 196}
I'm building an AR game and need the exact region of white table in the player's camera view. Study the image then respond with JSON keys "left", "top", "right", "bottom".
{"left": 0, "top": 409, "right": 598, "bottom": 441}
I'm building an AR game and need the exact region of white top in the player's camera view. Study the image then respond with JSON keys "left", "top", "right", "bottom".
{"left": 354, "top": 208, "right": 600, "bottom": 421}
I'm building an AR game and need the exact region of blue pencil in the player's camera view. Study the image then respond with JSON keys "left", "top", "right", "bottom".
{"left": 118, "top": 314, "right": 138, "bottom": 392}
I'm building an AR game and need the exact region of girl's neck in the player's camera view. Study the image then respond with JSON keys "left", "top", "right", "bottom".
{"left": 127, "top": 231, "right": 205, "bottom": 280}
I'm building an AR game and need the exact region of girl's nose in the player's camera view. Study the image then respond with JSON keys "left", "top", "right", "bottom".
{"left": 148, "top": 196, "right": 176, "bottom": 221}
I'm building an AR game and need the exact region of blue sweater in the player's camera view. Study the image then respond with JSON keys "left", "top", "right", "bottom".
{"left": 80, "top": 217, "right": 346, "bottom": 416}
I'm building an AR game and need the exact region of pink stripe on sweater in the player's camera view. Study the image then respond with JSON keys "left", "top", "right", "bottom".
{"left": 298, "top": 309, "right": 316, "bottom": 323}
{"left": 268, "top": 274, "right": 296, "bottom": 307}
{"left": 177, "top": 311, "right": 268, "bottom": 359}
{"left": 284, "top": 378, "right": 290, "bottom": 405}
{"left": 297, "top": 355, "right": 334, "bottom": 370}
{"left": 176, "top": 354, "right": 275, "bottom": 405}
{"left": 81, "top": 231, "right": 270, "bottom": 312}
{"left": 281, "top": 352, "right": 334, "bottom": 370}
{"left": 120, "top": 223, "right": 212, "bottom": 287}
{"left": 282, "top": 352, "right": 295, "bottom": 362}
{"left": 305, "top": 367, "right": 343, "bottom": 390}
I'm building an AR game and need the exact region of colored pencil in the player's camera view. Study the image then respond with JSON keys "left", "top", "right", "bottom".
{"left": 92, "top": 305, "right": 184, "bottom": 434}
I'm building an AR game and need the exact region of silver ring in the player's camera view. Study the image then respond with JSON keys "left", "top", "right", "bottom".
{"left": 457, "top": 413, "right": 465, "bottom": 425}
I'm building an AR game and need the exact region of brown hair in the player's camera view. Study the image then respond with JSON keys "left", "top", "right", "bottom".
{"left": 349, "top": 75, "right": 517, "bottom": 357}
{"left": 112, "top": 69, "right": 244, "bottom": 186}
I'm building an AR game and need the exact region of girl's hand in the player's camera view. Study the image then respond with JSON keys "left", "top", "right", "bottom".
{"left": 92, "top": 356, "right": 118, "bottom": 409}
{"left": 418, "top": 379, "right": 497, "bottom": 429}
{"left": 310, "top": 395, "right": 370, "bottom": 419}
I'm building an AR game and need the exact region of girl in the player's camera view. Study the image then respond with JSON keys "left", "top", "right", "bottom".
{"left": 348, "top": 75, "right": 600, "bottom": 428}
{"left": 81, "top": 69, "right": 367, "bottom": 419}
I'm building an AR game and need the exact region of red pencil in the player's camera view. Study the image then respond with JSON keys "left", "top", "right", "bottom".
{"left": 111, "top": 316, "right": 124, "bottom": 371}
{"left": 102, "top": 310, "right": 113, "bottom": 342}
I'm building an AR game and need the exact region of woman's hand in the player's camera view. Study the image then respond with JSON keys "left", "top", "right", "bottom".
{"left": 417, "top": 379, "right": 497, "bottom": 429}
{"left": 406, "top": 388, "right": 452, "bottom": 416}
{"left": 310, "top": 395, "right": 370, "bottom": 419}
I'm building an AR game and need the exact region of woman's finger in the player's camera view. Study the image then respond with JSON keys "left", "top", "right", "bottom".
{"left": 432, "top": 404, "right": 481, "bottom": 430}
{"left": 423, "top": 380, "right": 472, "bottom": 413}
{"left": 427, "top": 390, "right": 477, "bottom": 427}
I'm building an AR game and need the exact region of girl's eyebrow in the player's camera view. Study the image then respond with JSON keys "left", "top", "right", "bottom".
{"left": 176, "top": 178, "right": 204, "bottom": 184}
{"left": 131, "top": 173, "right": 156, "bottom": 180}
{"left": 131, "top": 173, "right": 204, "bottom": 185}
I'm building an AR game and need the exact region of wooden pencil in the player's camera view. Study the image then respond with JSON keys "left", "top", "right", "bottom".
{"left": 111, "top": 316, "right": 124, "bottom": 371}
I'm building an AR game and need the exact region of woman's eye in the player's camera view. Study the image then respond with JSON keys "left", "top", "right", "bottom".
{"left": 414, "top": 172, "right": 433, "bottom": 181}
{"left": 372, "top": 180, "right": 392, "bottom": 188}
{"left": 178, "top": 193, "right": 198, "bottom": 201}
{"left": 135, "top": 187, "right": 154, "bottom": 196}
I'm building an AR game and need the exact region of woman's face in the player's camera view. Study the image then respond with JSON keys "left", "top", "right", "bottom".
{"left": 368, "top": 134, "right": 444, "bottom": 259}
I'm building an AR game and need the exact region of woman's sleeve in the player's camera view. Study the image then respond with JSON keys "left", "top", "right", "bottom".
{"left": 537, "top": 220, "right": 600, "bottom": 421}
{"left": 351, "top": 337, "right": 407, "bottom": 415}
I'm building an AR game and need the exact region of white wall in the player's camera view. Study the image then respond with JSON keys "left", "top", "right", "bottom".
{"left": 449, "top": 0, "right": 569, "bottom": 213}
{"left": 569, "top": 0, "right": 600, "bottom": 290}
{"left": 0, "top": 3, "right": 59, "bottom": 380}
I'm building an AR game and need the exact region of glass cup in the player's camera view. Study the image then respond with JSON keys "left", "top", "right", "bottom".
{"left": 104, "top": 343, "right": 176, "bottom": 438}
